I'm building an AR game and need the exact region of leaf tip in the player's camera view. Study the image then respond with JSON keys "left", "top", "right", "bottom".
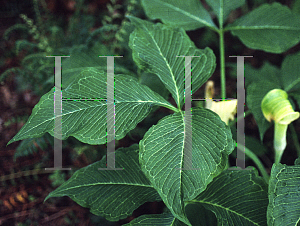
{"left": 44, "top": 194, "right": 51, "bottom": 203}
{"left": 7, "top": 138, "right": 15, "bottom": 146}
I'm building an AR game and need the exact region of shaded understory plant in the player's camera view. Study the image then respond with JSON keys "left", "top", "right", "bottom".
{"left": 7, "top": 0, "right": 300, "bottom": 225}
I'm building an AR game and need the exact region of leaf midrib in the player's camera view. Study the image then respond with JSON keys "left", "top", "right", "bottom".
{"left": 226, "top": 26, "right": 300, "bottom": 31}
{"left": 138, "top": 20, "right": 181, "bottom": 109}
{"left": 54, "top": 182, "right": 155, "bottom": 192}
{"left": 285, "top": 76, "right": 300, "bottom": 92}
{"left": 19, "top": 100, "right": 171, "bottom": 137}
{"left": 189, "top": 200, "right": 261, "bottom": 225}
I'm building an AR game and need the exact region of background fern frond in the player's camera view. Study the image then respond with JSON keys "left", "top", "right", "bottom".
{"left": 13, "top": 133, "right": 54, "bottom": 162}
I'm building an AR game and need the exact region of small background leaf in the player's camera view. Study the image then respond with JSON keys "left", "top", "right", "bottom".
{"left": 141, "top": 0, "right": 216, "bottom": 30}
{"left": 206, "top": 0, "right": 246, "bottom": 26}
{"left": 61, "top": 43, "right": 137, "bottom": 89}
{"left": 280, "top": 52, "right": 300, "bottom": 94}
{"left": 139, "top": 71, "right": 170, "bottom": 102}
{"left": 13, "top": 133, "right": 54, "bottom": 161}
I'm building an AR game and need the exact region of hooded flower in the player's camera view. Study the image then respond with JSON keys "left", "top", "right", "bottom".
{"left": 261, "top": 89, "right": 299, "bottom": 164}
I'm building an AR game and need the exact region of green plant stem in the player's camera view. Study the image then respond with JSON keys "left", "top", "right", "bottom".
{"left": 229, "top": 109, "right": 252, "bottom": 127}
{"left": 219, "top": 29, "right": 226, "bottom": 100}
{"left": 236, "top": 142, "right": 270, "bottom": 184}
{"left": 274, "top": 123, "right": 288, "bottom": 164}
{"left": 289, "top": 123, "right": 300, "bottom": 157}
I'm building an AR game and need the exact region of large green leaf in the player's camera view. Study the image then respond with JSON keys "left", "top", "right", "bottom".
{"left": 44, "top": 144, "right": 162, "bottom": 221}
{"left": 141, "top": 0, "right": 217, "bottom": 31}
{"left": 128, "top": 16, "right": 216, "bottom": 110}
{"left": 8, "top": 68, "right": 176, "bottom": 145}
{"left": 267, "top": 163, "right": 300, "bottom": 226}
{"left": 139, "top": 107, "right": 234, "bottom": 225}
{"left": 226, "top": 3, "right": 300, "bottom": 53}
{"left": 185, "top": 169, "right": 269, "bottom": 226}
{"left": 206, "top": 0, "right": 246, "bottom": 26}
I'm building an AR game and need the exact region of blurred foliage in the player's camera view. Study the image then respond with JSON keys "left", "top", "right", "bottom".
{"left": 0, "top": 0, "right": 145, "bottom": 95}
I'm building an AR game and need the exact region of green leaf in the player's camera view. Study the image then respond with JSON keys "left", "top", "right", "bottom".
{"left": 245, "top": 62, "right": 282, "bottom": 141}
{"left": 247, "top": 81, "right": 281, "bottom": 141}
{"left": 245, "top": 56, "right": 300, "bottom": 142}
{"left": 206, "top": 0, "right": 246, "bottom": 26}
{"left": 267, "top": 163, "right": 300, "bottom": 226}
{"left": 185, "top": 169, "right": 269, "bottom": 226}
{"left": 13, "top": 133, "right": 53, "bottom": 161}
{"left": 60, "top": 43, "right": 137, "bottom": 89}
{"left": 226, "top": 3, "right": 300, "bottom": 53}
{"left": 139, "top": 107, "right": 234, "bottom": 225}
{"left": 244, "top": 62, "right": 281, "bottom": 89}
{"left": 140, "top": 71, "right": 170, "bottom": 101}
{"left": 295, "top": 157, "right": 300, "bottom": 165}
{"left": 140, "top": 0, "right": 217, "bottom": 31}
{"left": 280, "top": 52, "right": 300, "bottom": 110}
{"left": 44, "top": 144, "right": 162, "bottom": 221}
{"left": 185, "top": 204, "right": 217, "bottom": 226}
{"left": 128, "top": 16, "right": 216, "bottom": 110}
{"left": 124, "top": 211, "right": 189, "bottom": 226}
{"left": 8, "top": 68, "right": 175, "bottom": 145}
{"left": 280, "top": 52, "right": 300, "bottom": 93}
{"left": 292, "top": 0, "right": 300, "bottom": 15}
{"left": 292, "top": 93, "right": 300, "bottom": 114}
